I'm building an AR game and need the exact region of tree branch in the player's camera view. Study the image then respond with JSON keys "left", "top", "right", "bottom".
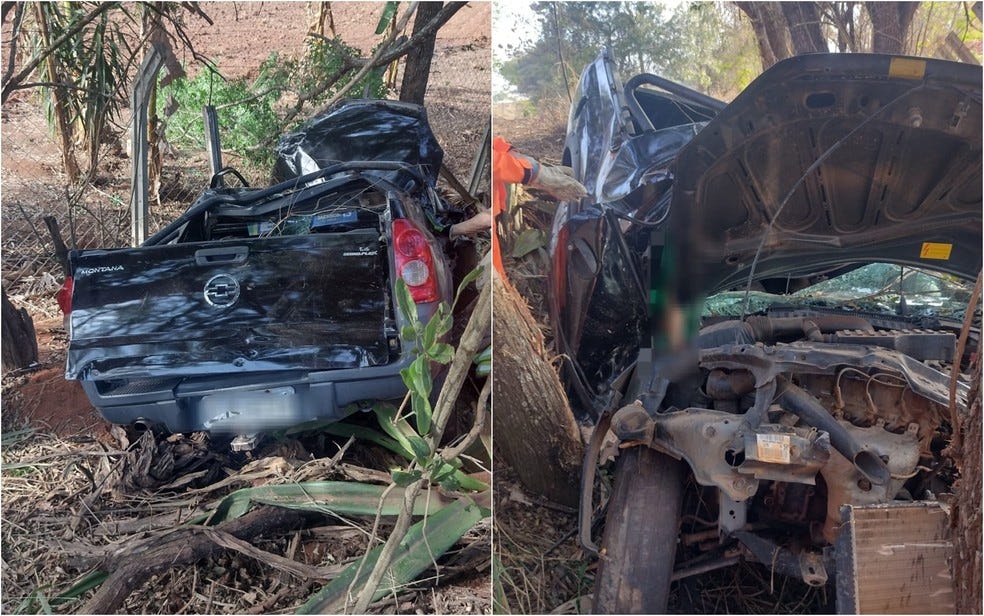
{"left": 2, "top": 2, "right": 25, "bottom": 89}
{"left": 274, "top": 1, "right": 466, "bottom": 134}
{"left": 79, "top": 505, "right": 315, "bottom": 614}
{"left": 351, "top": 274, "right": 491, "bottom": 613}
{"left": 1, "top": 1, "right": 118, "bottom": 104}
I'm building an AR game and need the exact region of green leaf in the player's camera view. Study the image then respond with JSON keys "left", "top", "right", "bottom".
{"left": 374, "top": 1, "right": 399, "bottom": 35}
{"left": 373, "top": 402, "right": 416, "bottom": 458}
{"left": 207, "top": 481, "right": 448, "bottom": 525}
{"left": 422, "top": 303, "right": 448, "bottom": 350}
{"left": 395, "top": 277, "right": 418, "bottom": 328}
{"left": 452, "top": 263, "right": 485, "bottom": 310}
{"left": 406, "top": 433, "right": 431, "bottom": 462}
{"left": 401, "top": 324, "right": 417, "bottom": 342}
{"left": 511, "top": 227, "right": 545, "bottom": 258}
{"left": 438, "top": 474, "right": 461, "bottom": 491}
{"left": 428, "top": 342, "right": 455, "bottom": 365}
{"left": 411, "top": 391, "right": 432, "bottom": 436}
{"left": 409, "top": 357, "right": 433, "bottom": 397}
{"left": 453, "top": 472, "right": 488, "bottom": 492}
{"left": 473, "top": 344, "right": 491, "bottom": 377}
{"left": 431, "top": 460, "right": 458, "bottom": 482}
{"left": 391, "top": 469, "right": 422, "bottom": 487}
{"left": 296, "top": 497, "right": 485, "bottom": 614}
{"left": 50, "top": 570, "right": 109, "bottom": 607}
{"left": 285, "top": 419, "right": 411, "bottom": 460}
{"left": 399, "top": 365, "right": 415, "bottom": 392}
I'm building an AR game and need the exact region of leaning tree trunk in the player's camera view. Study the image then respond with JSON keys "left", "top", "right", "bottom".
{"left": 491, "top": 272, "right": 583, "bottom": 506}
{"left": 1, "top": 289, "right": 38, "bottom": 372}
{"left": 398, "top": 1, "right": 442, "bottom": 105}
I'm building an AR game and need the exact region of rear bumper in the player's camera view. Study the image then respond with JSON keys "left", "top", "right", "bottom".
{"left": 81, "top": 360, "right": 410, "bottom": 433}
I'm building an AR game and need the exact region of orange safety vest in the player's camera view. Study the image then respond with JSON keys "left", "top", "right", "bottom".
{"left": 491, "top": 136, "right": 537, "bottom": 278}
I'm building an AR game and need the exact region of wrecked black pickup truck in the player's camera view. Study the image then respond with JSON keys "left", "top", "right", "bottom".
{"left": 61, "top": 99, "right": 456, "bottom": 438}
{"left": 552, "top": 51, "right": 981, "bottom": 613}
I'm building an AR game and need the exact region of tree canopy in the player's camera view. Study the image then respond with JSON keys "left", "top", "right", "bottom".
{"left": 499, "top": 1, "right": 982, "bottom": 103}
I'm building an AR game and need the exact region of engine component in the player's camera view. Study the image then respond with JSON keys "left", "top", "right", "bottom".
{"left": 776, "top": 377, "right": 891, "bottom": 486}
{"left": 610, "top": 403, "right": 758, "bottom": 501}
{"left": 819, "top": 421, "right": 920, "bottom": 543}
{"left": 797, "top": 371, "right": 947, "bottom": 455}
{"left": 611, "top": 403, "right": 833, "bottom": 501}
{"left": 718, "top": 491, "right": 748, "bottom": 533}
{"left": 734, "top": 531, "right": 832, "bottom": 587}
{"left": 762, "top": 481, "right": 825, "bottom": 525}
{"left": 697, "top": 314, "right": 874, "bottom": 349}
{"left": 738, "top": 422, "right": 831, "bottom": 484}
{"left": 830, "top": 328, "right": 955, "bottom": 361}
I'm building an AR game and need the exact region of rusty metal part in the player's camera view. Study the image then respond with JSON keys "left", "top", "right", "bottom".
{"left": 819, "top": 420, "right": 920, "bottom": 543}
{"left": 697, "top": 315, "right": 875, "bottom": 350}
{"left": 612, "top": 403, "right": 835, "bottom": 502}
{"left": 705, "top": 369, "right": 756, "bottom": 400}
{"left": 797, "top": 372, "right": 945, "bottom": 455}
{"left": 700, "top": 342, "right": 966, "bottom": 409}
{"left": 230, "top": 433, "right": 259, "bottom": 452}
{"left": 799, "top": 550, "right": 828, "bottom": 586}
{"left": 762, "top": 481, "right": 825, "bottom": 525}
{"left": 733, "top": 530, "right": 834, "bottom": 586}
{"left": 579, "top": 409, "right": 613, "bottom": 556}
{"left": 776, "top": 377, "right": 890, "bottom": 486}
{"left": 671, "top": 553, "right": 741, "bottom": 581}
{"left": 611, "top": 404, "right": 756, "bottom": 501}
{"left": 718, "top": 490, "right": 748, "bottom": 533}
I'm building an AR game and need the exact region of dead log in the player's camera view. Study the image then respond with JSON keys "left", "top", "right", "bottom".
{"left": 79, "top": 505, "right": 313, "bottom": 614}
{"left": 491, "top": 271, "right": 582, "bottom": 506}
{"left": 1, "top": 288, "right": 38, "bottom": 372}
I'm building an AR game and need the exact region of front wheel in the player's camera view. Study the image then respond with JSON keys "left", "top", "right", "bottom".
{"left": 594, "top": 446, "right": 685, "bottom": 613}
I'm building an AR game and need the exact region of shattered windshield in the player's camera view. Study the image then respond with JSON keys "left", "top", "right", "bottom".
{"left": 704, "top": 263, "right": 975, "bottom": 320}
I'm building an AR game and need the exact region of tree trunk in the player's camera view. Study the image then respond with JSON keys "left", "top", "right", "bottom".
{"left": 1, "top": 289, "right": 38, "bottom": 372}
{"left": 781, "top": 2, "right": 826, "bottom": 54}
{"left": 491, "top": 272, "right": 583, "bottom": 506}
{"left": 866, "top": 2, "right": 918, "bottom": 54}
{"left": 34, "top": 4, "right": 81, "bottom": 183}
{"left": 736, "top": 2, "right": 793, "bottom": 69}
{"left": 399, "top": 1, "right": 442, "bottom": 105}
{"left": 952, "top": 350, "right": 982, "bottom": 614}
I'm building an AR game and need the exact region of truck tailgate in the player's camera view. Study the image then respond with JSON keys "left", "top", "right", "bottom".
{"left": 67, "top": 229, "right": 392, "bottom": 379}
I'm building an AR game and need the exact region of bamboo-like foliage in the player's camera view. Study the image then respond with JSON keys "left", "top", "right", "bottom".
{"left": 30, "top": 2, "right": 129, "bottom": 181}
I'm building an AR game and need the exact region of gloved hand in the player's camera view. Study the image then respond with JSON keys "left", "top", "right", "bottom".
{"left": 528, "top": 164, "right": 588, "bottom": 202}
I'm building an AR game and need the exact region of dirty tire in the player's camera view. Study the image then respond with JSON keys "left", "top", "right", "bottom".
{"left": 594, "top": 446, "right": 685, "bottom": 614}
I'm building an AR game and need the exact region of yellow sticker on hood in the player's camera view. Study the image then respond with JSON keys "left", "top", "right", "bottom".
{"left": 920, "top": 242, "right": 952, "bottom": 260}
{"left": 889, "top": 57, "right": 926, "bottom": 80}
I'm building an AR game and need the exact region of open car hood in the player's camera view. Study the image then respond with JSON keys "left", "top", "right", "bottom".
{"left": 672, "top": 53, "right": 982, "bottom": 294}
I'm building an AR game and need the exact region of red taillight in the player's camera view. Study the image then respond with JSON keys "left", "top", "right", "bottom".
{"left": 57, "top": 276, "right": 73, "bottom": 315}
{"left": 392, "top": 218, "right": 439, "bottom": 303}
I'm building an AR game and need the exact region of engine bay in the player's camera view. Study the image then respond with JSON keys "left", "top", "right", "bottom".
{"left": 610, "top": 311, "right": 968, "bottom": 585}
